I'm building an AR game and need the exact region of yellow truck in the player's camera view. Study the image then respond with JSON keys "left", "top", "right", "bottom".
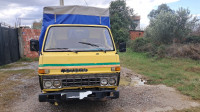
{"left": 30, "top": 6, "right": 126, "bottom": 104}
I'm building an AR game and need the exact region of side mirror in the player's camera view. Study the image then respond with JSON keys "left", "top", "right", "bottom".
{"left": 30, "top": 39, "right": 39, "bottom": 51}
{"left": 119, "top": 42, "right": 126, "bottom": 52}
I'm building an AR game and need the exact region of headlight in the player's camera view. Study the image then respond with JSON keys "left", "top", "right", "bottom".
{"left": 53, "top": 80, "right": 61, "bottom": 88}
{"left": 109, "top": 78, "right": 116, "bottom": 85}
{"left": 101, "top": 78, "right": 108, "bottom": 85}
{"left": 44, "top": 81, "right": 52, "bottom": 88}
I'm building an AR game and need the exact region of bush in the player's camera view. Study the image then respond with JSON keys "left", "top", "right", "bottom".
{"left": 129, "top": 37, "right": 200, "bottom": 60}
{"left": 184, "top": 36, "right": 200, "bottom": 44}
{"left": 129, "top": 37, "right": 160, "bottom": 57}
{"left": 166, "top": 44, "right": 200, "bottom": 60}
{"left": 130, "top": 37, "right": 150, "bottom": 52}
{"left": 157, "top": 45, "right": 167, "bottom": 58}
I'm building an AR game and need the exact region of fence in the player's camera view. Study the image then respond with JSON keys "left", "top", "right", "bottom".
{"left": 0, "top": 25, "right": 20, "bottom": 66}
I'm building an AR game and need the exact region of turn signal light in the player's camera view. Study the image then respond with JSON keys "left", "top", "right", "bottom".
{"left": 111, "top": 67, "right": 120, "bottom": 71}
{"left": 38, "top": 69, "right": 45, "bottom": 74}
{"left": 38, "top": 69, "right": 50, "bottom": 74}
{"left": 115, "top": 67, "right": 120, "bottom": 71}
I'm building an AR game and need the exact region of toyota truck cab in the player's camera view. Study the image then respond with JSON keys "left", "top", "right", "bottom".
{"left": 30, "top": 5, "right": 126, "bottom": 104}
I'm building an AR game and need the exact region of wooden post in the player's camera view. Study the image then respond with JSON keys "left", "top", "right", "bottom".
{"left": 60, "top": 0, "right": 64, "bottom": 6}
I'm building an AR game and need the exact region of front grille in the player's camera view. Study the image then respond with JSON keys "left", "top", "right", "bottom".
{"left": 62, "top": 75, "right": 101, "bottom": 87}
{"left": 42, "top": 73, "right": 119, "bottom": 88}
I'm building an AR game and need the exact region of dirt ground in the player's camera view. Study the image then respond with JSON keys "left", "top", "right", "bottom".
{"left": 1, "top": 62, "right": 199, "bottom": 112}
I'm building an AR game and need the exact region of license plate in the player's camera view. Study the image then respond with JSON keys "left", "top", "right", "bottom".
{"left": 66, "top": 92, "right": 79, "bottom": 99}
{"left": 66, "top": 91, "right": 92, "bottom": 99}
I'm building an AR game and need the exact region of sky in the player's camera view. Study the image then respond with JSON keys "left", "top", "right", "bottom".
{"left": 0, "top": 0, "right": 199, "bottom": 28}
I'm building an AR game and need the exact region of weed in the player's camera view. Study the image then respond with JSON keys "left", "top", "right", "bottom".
{"left": 18, "top": 57, "right": 39, "bottom": 62}
{"left": 0, "top": 62, "right": 27, "bottom": 69}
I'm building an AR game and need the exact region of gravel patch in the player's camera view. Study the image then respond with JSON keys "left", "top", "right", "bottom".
{"left": 8, "top": 63, "right": 199, "bottom": 112}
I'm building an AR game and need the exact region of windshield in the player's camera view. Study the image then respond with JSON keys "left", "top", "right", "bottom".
{"left": 44, "top": 26, "right": 114, "bottom": 52}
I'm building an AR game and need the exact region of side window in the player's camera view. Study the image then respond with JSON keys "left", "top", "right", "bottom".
{"left": 104, "top": 29, "right": 112, "bottom": 47}
{"left": 45, "top": 28, "right": 54, "bottom": 49}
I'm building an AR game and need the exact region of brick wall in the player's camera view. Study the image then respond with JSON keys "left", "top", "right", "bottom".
{"left": 21, "top": 28, "right": 40, "bottom": 58}
{"left": 129, "top": 30, "right": 144, "bottom": 40}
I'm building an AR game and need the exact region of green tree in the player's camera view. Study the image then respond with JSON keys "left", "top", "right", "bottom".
{"left": 145, "top": 11, "right": 177, "bottom": 44}
{"left": 193, "top": 22, "right": 200, "bottom": 36}
{"left": 174, "top": 8, "right": 198, "bottom": 42}
{"left": 109, "top": 0, "right": 136, "bottom": 45}
{"left": 148, "top": 4, "right": 174, "bottom": 19}
{"left": 145, "top": 4, "right": 198, "bottom": 44}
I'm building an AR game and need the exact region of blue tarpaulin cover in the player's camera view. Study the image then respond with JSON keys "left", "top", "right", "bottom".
{"left": 39, "top": 5, "right": 110, "bottom": 51}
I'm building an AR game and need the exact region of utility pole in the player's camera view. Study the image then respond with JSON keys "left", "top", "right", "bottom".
{"left": 60, "top": 0, "right": 64, "bottom": 6}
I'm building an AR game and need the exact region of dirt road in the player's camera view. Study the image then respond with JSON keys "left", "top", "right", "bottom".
{"left": 3, "top": 62, "right": 199, "bottom": 112}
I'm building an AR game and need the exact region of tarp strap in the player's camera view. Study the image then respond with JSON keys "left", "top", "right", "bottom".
{"left": 55, "top": 14, "right": 57, "bottom": 22}
{"left": 100, "top": 16, "right": 101, "bottom": 25}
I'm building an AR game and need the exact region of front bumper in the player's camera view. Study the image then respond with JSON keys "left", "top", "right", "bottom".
{"left": 39, "top": 90, "right": 119, "bottom": 102}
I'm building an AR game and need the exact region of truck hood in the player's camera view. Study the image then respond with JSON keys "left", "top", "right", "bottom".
{"left": 39, "top": 52, "right": 120, "bottom": 75}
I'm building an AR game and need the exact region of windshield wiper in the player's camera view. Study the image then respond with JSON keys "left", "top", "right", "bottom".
{"left": 78, "top": 42, "right": 99, "bottom": 47}
{"left": 78, "top": 42, "right": 106, "bottom": 53}
{"left": 45, "top": 48, "right": 78, "bottom": 53}
{"left": 46, "top": 48, "right": 69, "bottom": 50}
{"left": 67, "top": 50, "right": 78, "bottom": 53}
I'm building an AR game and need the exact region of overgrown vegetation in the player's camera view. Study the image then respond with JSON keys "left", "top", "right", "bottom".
{"left": 109, "top": 0, "right": 136, "bottom": 45}
{"left": 119, "top": 49, "right": 200, "bottom": 100}
{"left": 129, "top": 38, "right": 200, "bottom": 59}
{"left": 131, "top": 4, "right": 200, "bottom": 60}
